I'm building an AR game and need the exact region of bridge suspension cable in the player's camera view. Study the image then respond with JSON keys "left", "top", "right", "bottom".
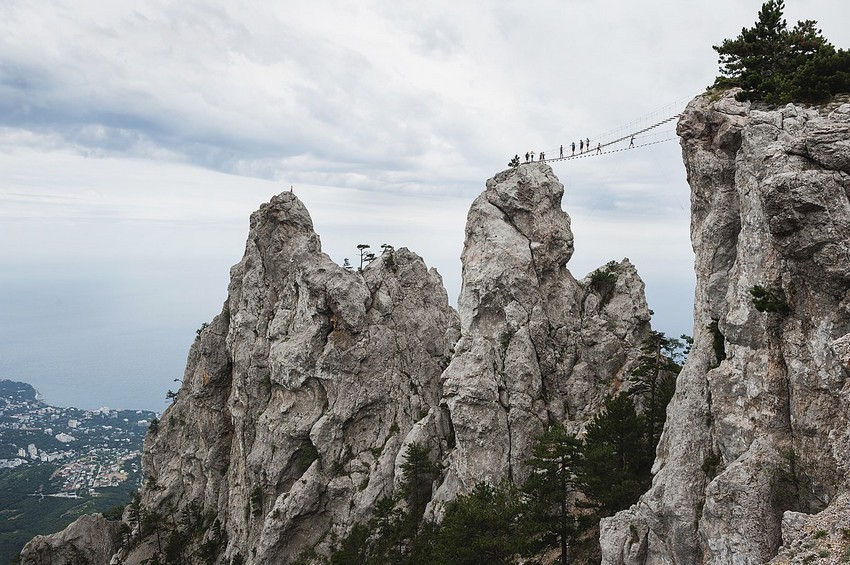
{"left": 520, "top": 93, "right": 699, "bottom": 164}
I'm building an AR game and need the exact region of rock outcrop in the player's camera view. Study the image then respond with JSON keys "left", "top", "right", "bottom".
{"left": 430, "top": 164, "right": 652, "bottom": 510}
{"left": 21, "top": 164, "right": 656, "bottom": 564}
{"left": 19, "top": 514, "right": 122, "bottom": 565}
{"left": 600, "top": 91, "right": 850, "bottom": 564}
{"left": 119, "top": 192, "right": 461, "bottom": 562}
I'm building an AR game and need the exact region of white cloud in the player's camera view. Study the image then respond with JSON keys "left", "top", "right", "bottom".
{"left": 2, "top": 0, "right": 848, "bottom": 408}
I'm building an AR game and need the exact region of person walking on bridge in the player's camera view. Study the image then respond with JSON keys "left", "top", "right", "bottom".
{"left": 596, "top": 142, "right": 602, "bottom": 154}
{"left": 571, "top": 141, "right": 575, "bottom": 155}
{"left": 559, "top": 144, "right": 564, "bottom": 158}
{"left": 579, "top": 139, "right": 584, "bottom": 153}
{"left": 629, "top": 136, "right": 635, "bottom": 148}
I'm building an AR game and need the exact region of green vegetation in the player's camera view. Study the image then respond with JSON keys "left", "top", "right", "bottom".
{"left": 330, "top": 442, "right": 440, "bottom": 565}
{"left": 121, "top": 497, "right": 230, "bottom": 564}
{"left": 508, "top": 155, "right": 520, "bottom": 168}
{"left": 380, "top": 244, "right": 396, "bottom": 271}
{"left": 707, "top": 320, "right": 726, "bottom": 365}
{"left": 0, "top": 465, "right": 137, "bottom": 564}
{"left": 398, "top": 443, "right": 441, "bottom": 519}
{"left": 712, "top": 0, "right": 850, "bottom": 104}
{"left": 750, "top": 284, "right": 791, "bottom": 314}
{"left": 356, "top": 244, "right": 377, "bottom": 270}
{"left": 330, "top": 334, "right": 687, "bottom": 563}
{"left": 432, "top": 482, "right": 530, "bottom": 564}
{"left": 626, "top": 331, "right": 688, "bottom": 456}
{"left": 588, "top": 261, "right": 620, "bottom": 306}
{"left": 522, "top": 426, "right": 582, "bottom": 564}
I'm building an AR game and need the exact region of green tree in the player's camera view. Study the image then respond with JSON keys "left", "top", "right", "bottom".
{"left": 432, "top": 482, "right": 529, "bottom": 565}
{"left": 523, "top": 426, "right": 582, "bottom": 565}
{"left": 399, "top": 443, "right": 440, "bottom": 520}
{"left": 508, "top": 155, "right": 520, "bottom": 168}
{"left": 627, "top": 331, "right": 687, "bottom": 455}
{"left": 712, "top": 0, "right": 850, "bottom": 103}
{"left": 578, "top": 394, "right": 651, "bottom": 517}
{"left": 329, "top": 444, "right": 440, "bottom": 565}
{"left": 357, "top": 244, "right": 376, "bottom": 270}
{"left": 330, "top": 522, "right": 370, "bottom": 565}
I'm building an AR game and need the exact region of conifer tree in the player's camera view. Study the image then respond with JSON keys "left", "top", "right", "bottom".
{"left": 627, "top": 331, "right": 686, "bottom": 455}
{"left": 712, "top": 0, "right": 850, "bottom": 103}
{"left": 578, "top": 394, "right": 651, "bottom": 516}
{"left": 399, "top": 442, "right": 440, "bottom": 520}
{"left": 523, "top": 425, "right": 582, "bottom": 565}
{"left": 432, "top": 482, "right": 528, "bottom": 565}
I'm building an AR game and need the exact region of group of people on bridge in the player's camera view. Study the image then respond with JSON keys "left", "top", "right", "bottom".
{"left": 523, "top": 134, "right": 636, "bottom": 163}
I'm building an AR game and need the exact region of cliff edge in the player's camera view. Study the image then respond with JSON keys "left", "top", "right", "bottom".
{"left": 601, "top": 91, "right": 850, "bottom": 564}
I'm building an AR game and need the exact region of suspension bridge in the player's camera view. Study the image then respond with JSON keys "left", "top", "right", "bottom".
{"left": 518, "top": 95, "right": 694, "bottom": 165}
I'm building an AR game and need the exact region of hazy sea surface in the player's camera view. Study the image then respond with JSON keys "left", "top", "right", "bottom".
{"left": 0, "top": 260, "right": 229, "bottom": 411}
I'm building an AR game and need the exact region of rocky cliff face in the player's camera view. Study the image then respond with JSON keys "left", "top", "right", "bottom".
{"left": 20, "top": 164, "right": 654, "bottom": 564}
{"left": 431, "top": 164, "right": 651, "bottom": 511}
{"left": 19, "top": 514, "right": 121, "bottom": 565}
{"left": 128, "top": 192, "right": 461, "bottom": 562}
{"left": 600, "top": 91, "right": 850, "bottom": 564}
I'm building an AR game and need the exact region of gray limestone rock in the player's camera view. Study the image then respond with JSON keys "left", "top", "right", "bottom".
{"left": 429, "top": 163, "right": 651, "bottom": 513}
{"left": 19, "top": 514, "right": 122, "bottom": 565}
{"left": 116, "top": 192, "right": 460, "bottom": 563}
{"left": 600, "top": 91, "right": 850, "bottom": 564}
{"left": 27, "top": 164, "right": 656, "bottom": 564}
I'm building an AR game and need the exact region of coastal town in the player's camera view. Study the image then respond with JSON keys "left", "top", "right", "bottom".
{"left": 0, "top": 379, "right": 157, "bottom": 495}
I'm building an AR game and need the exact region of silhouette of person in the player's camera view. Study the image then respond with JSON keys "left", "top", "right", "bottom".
{"left": 571, "top": 141, "right": 575, "bottom": 155}
{"left": 586, "top": 138, "right": 590, "bottom": 149}
{"left": 629, "top": 136, "right": 635, "bottom": 148}
{"left": 596, "top": 143, "right": 602, "bottom": 154}
{"left": 559, "top": 144, "right": 564, "bottom": 158}
{"left": 530, "top": 150, "right": 535, "bottom": 161}
{"left": 525, "top": 151, "right": 530, "bottom": 162}
{"left": 579, "top": 140, "right": 584, "bottom": 153}
{"left": 540, "top": 151, "right": 545, "bottom": 161}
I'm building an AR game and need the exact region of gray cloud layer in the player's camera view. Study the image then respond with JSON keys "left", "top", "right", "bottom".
{"left": 2, "top": 0, "right": 848, "bottom": 408}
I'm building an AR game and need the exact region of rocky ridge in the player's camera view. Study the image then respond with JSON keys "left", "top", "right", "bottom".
{"left": 20, "top": 165, "right": 654, "bottom": 563}
{"left": 600, "top": 91, "right": 850, "bottom": 564}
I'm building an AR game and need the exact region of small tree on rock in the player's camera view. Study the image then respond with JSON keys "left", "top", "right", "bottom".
{"left": 399, "top": 442, "right": 440, "bottom": 520}
{"left": 356, "top": 244, "right": 376, "bottom": 270}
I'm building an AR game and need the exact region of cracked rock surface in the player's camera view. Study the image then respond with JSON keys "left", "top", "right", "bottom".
{"left": 430, "top": 163, "right": 651, "bottom": 513}
{"left": 600, "top": 91, "right": 850, "bottom": 565}
{"left": 22, "top": 165, "right": 655, "bottom": 564}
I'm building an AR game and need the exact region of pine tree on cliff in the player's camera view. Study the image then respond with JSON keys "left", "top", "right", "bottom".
{"left": 523, "top": 426, "right": 582, "bottom": 565}
{"left": 627, "top": 331, "right": 687, "bottom": 457}
{"left": 712, "top": 0, "right": 850, "bottom": 103}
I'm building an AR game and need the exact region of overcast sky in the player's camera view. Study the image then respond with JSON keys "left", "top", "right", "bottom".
{"left": 2, "top": 1, "right": 848, "bottom": 410}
